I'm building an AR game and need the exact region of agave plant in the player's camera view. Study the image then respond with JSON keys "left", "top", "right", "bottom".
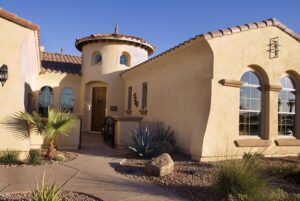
{"left": 31, "top": 173, "right": 60, "bottom": 201}
{"left": 15, "top": 108, "right": 76, "bottom": 160}
{"left": 128, "top": 127, "right": 154, "bottom": 158}
{"left": 153, "top": 125, "right": 176, "bottom": 145}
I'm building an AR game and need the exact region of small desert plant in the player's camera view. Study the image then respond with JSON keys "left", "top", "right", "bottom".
{"left": 128, "top": 127, "right": 154, "bottom": 158}
{"left": 212, "top": 158, "right": 266, "bottom": 200}
{"left": 31, "top": 174, "right": 60, "bottom": 201}
{"left": 152, "top": 125, "right": 176, "bottom": 145}
{"left": 243, "top": 152, "right": 264, "bottom": 161}
{"left": 0, "top": 149, "right": 19, "bottom": 165}
{"left": 186, "top": 167, "right": 199, "bottom": 176}
{"left": 54, "top": 154, "right": 65, "bottom": 162}
{"left": 27, "top": 149, "right": 42, "bottom": 165}
{"left": 271, "top": 164, "right": 300, "bottom": 184}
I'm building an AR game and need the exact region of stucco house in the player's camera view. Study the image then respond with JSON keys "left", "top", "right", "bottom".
{"left": 1, "top": 8, "right": 300, "bottom": 161}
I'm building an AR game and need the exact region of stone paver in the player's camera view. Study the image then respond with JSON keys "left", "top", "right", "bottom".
{"left": 0, "top": 134, "right": 185, "bottom": 201}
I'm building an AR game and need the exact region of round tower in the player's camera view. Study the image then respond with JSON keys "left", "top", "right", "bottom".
{"left": 75, "top": 25, "right": 155, "bottom": 132}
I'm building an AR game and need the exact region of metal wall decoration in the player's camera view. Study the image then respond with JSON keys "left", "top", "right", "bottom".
{"left": 133, "top": 92, "right": 139, "bottom": 107}
{"left": 268, "top": 37, "right": 280, "bottom": 59}
{"left": 0, "top": 64, "right": 8, "bottom": 86}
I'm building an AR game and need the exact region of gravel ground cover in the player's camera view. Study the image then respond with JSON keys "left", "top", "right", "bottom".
{"left": 0, "top": 191, "right": 103, "bottom": 201}
{"left": 115, "top": 153, "right": 300, "bottom": 201}
{"left": 0, "top": 150, "right": 78, "bottom": 168}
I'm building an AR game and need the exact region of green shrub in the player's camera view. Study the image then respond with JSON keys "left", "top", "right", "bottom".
{"left": 31, "top": 174, "right": 60, "bottom": 201}
{"left": 27, "top": 149, "right": 42, "bottom": 165}
{"left": 212, "top": 158, "right": 266, "bottom": 200}
{"left": 230, "top": 188, "right": 300, "bottom": 201}
{"left": 0, "top": 149, "right": 19, "bottom": 165}
{"left": 128, "top": 127, "right": 154, "bottom": 158}
{"left": 54, "top": 154, "right": 65, "bottom": 162}
{"left": 152, "top": 125, "right": 176, "bottom": 145}
{"left": 272, "top": 164, "right": 300, "bottom": 184}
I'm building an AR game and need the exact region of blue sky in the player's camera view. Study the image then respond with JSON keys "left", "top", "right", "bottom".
{"left": 0, "top": 0, "right": 299, "bottom": 56}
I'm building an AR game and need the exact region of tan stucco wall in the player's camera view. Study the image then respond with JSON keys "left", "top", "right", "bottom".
{"left": 122, "top": 26, "right": 300, "bottom": 161}
{"left": 122, "top": 40, "right": 213, "bottom": 153}
{"left": 197, "top": 26, "right": 300, "bottom": 160}
{"left": 80, "top": 43, "right": 149, "bottom": 132}
{"left": 0, "top": 17, "right": 40, "bottom": 157}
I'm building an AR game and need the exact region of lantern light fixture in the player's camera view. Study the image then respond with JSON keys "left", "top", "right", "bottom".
{"left": 0, "top": 64, "right": 8, "bottom": 86}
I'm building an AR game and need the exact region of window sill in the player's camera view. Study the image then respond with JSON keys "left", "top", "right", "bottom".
{"left": 275, "top": 139, "right": 300, "bottom": 146}
{"left": 125, "top": 110, "right": 132, "bottom": 115}
{"left": 139, "top": 109, "right": 147, "bottom": 115}
{"left": 234, "top": 139, "right": 271, "bottom": 147}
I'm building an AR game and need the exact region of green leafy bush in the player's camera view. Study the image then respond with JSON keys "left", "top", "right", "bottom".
{"left": 0, "top": 149, "right": 19, "bottom": 165}
{"left": 212, "top": 158, "right": 266, "bottom": 200}
{"left": 31, "top": 174, "right": 60, "bottom": 201}
{"left": 128, "top": 127, "right": 154, "bottom": 158}
{"left": 271, "top": 164, "right": 300, "bottom": 184}
{"left": 27, "top": 149, "right": 42, "bottom": 165}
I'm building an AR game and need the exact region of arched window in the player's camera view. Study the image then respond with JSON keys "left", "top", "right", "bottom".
{"left": 60, "top": 87, "right": 75, "bottom": 112}
{"left": 239, "top": 71, "right": 262, "bottom": 136}
{"left": 120, "top": 53, "right": 130, "bottom": 66}
{"left": 278, "top": 76, "right": 296, "bottom": 136}
{"left": 39, "top": 86, "right": 53, "bottom": 117}
{"left": 92, "top": 52, "right": 102, "bottom": 65}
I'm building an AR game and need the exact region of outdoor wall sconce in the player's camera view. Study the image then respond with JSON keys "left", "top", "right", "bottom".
{"left": 0, "top": 64, "right": 8, "bottom": 86}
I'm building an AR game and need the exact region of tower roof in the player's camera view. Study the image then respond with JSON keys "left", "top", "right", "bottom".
{"left": 75, "top": 31, "right": 155, "bottom": 55}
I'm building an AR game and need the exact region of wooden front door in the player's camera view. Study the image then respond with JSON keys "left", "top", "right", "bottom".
{"left": 91, "top": 87, "right": 106, "bottom": 132}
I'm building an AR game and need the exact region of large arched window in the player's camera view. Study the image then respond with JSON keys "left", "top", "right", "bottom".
{"left": 239, "top": 71, "right": 262, "bottom": 136}
{"left": 120, "top": 52, "right": 130, "bottom": 66}
{"left": 92, "top": 52, "right": 102, "bottom": 65}
{"left": 60, "top": 87, "right": 75, "bottom": 112}
{"left": 39, "top": 86, "right": 53, "bottom": 117}
{"left": 278, "top": 76, "right": 296, "bottom": 136}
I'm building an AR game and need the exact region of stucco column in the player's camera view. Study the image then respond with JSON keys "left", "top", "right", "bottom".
{"left": 265, "top": 85, "right": 281, "bottom": 140}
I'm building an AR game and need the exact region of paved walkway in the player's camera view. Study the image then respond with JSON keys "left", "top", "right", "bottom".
{"left": 0, "top": 134, "right": 184, "bottom": 201}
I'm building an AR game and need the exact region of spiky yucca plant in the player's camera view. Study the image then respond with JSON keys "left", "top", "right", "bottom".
{"left": 15, "top": 108, "right": 76, "bottom": 160}
{"left": 31, "top": 174, "right": 60, "bottom": 201}
{"left": 128, "top": 127, "right": 154, "bottom": 158}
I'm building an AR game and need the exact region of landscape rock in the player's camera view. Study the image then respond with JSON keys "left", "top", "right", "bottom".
{"left": 145, "top": 153, "right": 174, "bottom": 177}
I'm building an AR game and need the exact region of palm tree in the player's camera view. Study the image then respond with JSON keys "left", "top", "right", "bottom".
{"left": 15, "top": 108, "right": 76, "bottom": 160}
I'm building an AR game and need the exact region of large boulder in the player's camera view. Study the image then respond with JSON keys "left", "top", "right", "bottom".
{"left": 152, "top": 141, "right": 174, "bottom": 156}
{"left": 145, "top": 153, "right": 174, "bottom": 177}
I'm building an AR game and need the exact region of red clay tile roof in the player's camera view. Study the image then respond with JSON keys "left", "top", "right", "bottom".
{"left": 0, "top": 8, "right": 39, "bottom": 30}
{"left": 75, "top": 33, "right": 155, "bottom": 55}
{"left": 120, "top": 18, "right": 300, "bottom": 76}
{"left": 41, "top": 52, "right": 82, "bottom": 75}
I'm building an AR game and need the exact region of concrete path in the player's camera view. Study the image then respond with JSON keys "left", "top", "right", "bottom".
{"left": 0, "top": 134, "right": 185, "bottom": 201}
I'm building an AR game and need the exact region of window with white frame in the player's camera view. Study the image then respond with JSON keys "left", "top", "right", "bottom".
{"left": 120, "top": 53, "right": 130, "bottom": 66}
{"left": 92, "top": 52, "right": 102, "bottom": 65}
{"left": 278, "top": 76, "right": 296, "bottom": 136}
{"left": 60, "top": 87, "right": 75, "bottom": 112}
{"left": 239, "top": 71, "right": 262, "bottom": 136}
{"left": 39, "top": 86, "right": 53, "bottom": 117}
